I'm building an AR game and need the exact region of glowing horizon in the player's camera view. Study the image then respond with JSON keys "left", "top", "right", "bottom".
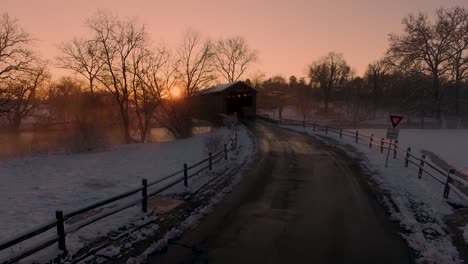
{"left": 3, "top": 0, "right": 468, "bottom": 81}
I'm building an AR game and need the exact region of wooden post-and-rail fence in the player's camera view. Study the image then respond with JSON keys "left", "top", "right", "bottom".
{"left": 274, "top": 117, "right": 468, "bottom": 204}
{"left": 0, "top": 126, "right": 239, "bottom": 264}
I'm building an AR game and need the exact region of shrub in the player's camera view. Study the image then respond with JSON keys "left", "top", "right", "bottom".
{"left": 203, "top": 129, "right": 226, "bottom": 155}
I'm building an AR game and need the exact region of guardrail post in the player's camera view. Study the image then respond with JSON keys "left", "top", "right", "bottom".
{"left": 56, "top": 210, "right": 67, "bottom": 254}
{"left": 313, "top": 122, "right": 316, "bottom": 131}
{"left": 224, "top": 144, "right": 228, "bottom": 160}
{"left": 393, "top": 140, "right": 398, "bottom": 159}
{"left": 380, "top": 138, "right": 384, "bottom": 153}
{"left": 355, "top": 131, "right": 358, "bottom": 143}
{"left": 443, "top": 169, "right": 455, "bottom": 198}
{"left": 302, "top": 120, "right": 306, "bottom": 128}
{"left": 370, "top": 134, "right": 373, "bottom": 148}
{"left": 405, "top": 147, "right": 411, "bottom": 167}
{"left": 325, "top": 126, "right": 328, "bottom": 134}
{"left": 184, "top": 163, "right": 188, "bottom": 187}
{"left": 209, "top": 152, "right": 213, "bottom": 170}
{"left": 339, "top": 128, "right": 343, "bottom": 138}
{"left": 142, "top": 179, "right": 148, "bottom": 213}
{"left": 418, "top": 155, "right": 425, "bottom": 179}
{"left": 231, "top": 138, "right": 235, "bottom": 150}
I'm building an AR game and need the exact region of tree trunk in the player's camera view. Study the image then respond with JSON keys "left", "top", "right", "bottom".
{"left": 433, "top": 74, "right": 442, "bottom": 121}
{"left": 118, "top": 103, "right": 132, "bottom": 144}
{"left": 324, "top": 92, "right": 330, "bottom": 113}
{"left": 373, "top": 79, "right": 379, "bottom": 119}
{"left": 455, "top": 81, "right": 460, "bottom": 116}
{"left": 89, "top": 78, "right": 94, "bottom": 94}
{"left": 9, "top": 112, "right": 22, "bottom": 131}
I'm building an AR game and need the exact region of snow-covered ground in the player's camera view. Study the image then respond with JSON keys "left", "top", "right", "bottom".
{"left": 357, "top": 129, "right": 468, "bottom": 176}
{"left": 0, "top": 124, "right": 255, "bottom": 263}
{"left": 282, "top": 124, "right": 466, "bottom": 263}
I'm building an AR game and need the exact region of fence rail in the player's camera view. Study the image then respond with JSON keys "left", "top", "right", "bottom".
{"left": 276, "top": 117, "right": 468, "bottom": 203}
{"left": 0, "top": 124, "right": 240, "bottom": 264}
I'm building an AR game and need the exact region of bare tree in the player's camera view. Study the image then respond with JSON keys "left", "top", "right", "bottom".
{"left": 365, "top": 59, "right": 390, "bottom": 116}
{"left": 445, "top": 7, "right": 468, "bottom": 117}
{"left": 308, "top": 52, "right": 350, "bottom": 113}
{"left": 247, "top": 71, "right": 265, "bottom": 89}
{"left": 57, "top": 38, "right": 104, "bottom": 94}
{"left": 177, "top": 29, "right": 216, "bottom": 97}
{"left": 4, "top": 62, "right": 49, "bottom": 130}
{"left": 86, "top": 11, "right": 149, "bottom": 143}
{"left": 0, "top": 13, "right": 35, "bottom": 113}
{"left": 129, "top": 47, "right": 172, "bottom": 142}
{"left": 46, "top": 77, "right": 84, "bottom": 125}
{"left": 46, "top": 77, "right": 111, "bottom": 152}
{"left": 348, "top": 77, "right": 373, "bottom": 126}
{"left": 388, "top": 7, "right": 468, "bottom": 120}
{"left": 214, "top": 36, "right": 257, "bottom": 83}
{"left": 294, "top": 80, "right": 314, "bottom": 125}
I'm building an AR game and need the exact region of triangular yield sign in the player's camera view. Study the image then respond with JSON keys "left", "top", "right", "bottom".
{"left": 390, "top": 114, "right": 404, "bottom": 128}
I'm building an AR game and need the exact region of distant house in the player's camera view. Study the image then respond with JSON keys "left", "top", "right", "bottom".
{"left": 192, "top": 81, "right": 257, "bottom": 120}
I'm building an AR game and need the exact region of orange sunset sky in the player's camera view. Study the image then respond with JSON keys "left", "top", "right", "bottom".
{"left": 3, "top": 0, "right": 468, "bottom": 79}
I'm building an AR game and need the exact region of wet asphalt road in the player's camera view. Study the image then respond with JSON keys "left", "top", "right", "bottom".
{"left": 148, "top": 122, "right": 411, "bottom": 263}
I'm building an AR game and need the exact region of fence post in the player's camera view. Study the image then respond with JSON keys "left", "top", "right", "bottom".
{"left": 370, "top": 134, "right": 373, "bottom": 149}
{"left": 224, "top": 144, "right": 228, "bottom": 160}
{"left": 393, "top": 140, "right": 398, "bottom": 159}
{"left": 418, "top": 155, "right": 425, "bottom": 179}
{"left": 443, "top": 169, "right": 455, "bottom": 198}
{"left": 142, "top": 178, "right": 148, "bottom": 213}
{"left": 184, "top": 163, "right": 188, "bottom": 187}
{"left": 380, "top": 138, "right": 384, "bottom": 153}
{"left": 209, "top": 152, "right": 213, "bottom": 170}
{"left": 231, "top": 138, "right": 235, "bottom": 151}
{"left": 355, "top": 131, "right": 358, "bottom": 143}
{"left": 405, "top": 147, "right": 411, "bottom": 167}
{"left": 325, "top": 126, "right": 328, "bottom": 134}
{"left": 339, "top": 128, "right": 343, "bottom": 138}
{"left": 56, "top": 210, "right": 67, "bottom": 254}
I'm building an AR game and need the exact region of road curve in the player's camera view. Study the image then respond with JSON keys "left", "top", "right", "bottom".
{"left": 148, "top": 121, "right": 412, "bottom": 263}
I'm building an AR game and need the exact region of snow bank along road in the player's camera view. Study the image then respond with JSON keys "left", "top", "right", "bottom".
{"left": 148, "top": 121, "right": 412, "bottom": 263}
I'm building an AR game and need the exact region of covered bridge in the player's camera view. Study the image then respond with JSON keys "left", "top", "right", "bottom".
{"left": 192, "top": 81, "right": 257, "bottom": 120}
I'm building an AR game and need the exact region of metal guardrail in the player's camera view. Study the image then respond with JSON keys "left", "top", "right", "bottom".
{"left": 275, "top": 117, "right": 467, "bottom": 203}
{"left": 0, "top": 125, "right": 240, "bottom": 264}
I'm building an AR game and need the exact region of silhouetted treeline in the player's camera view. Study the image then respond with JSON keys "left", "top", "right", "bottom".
{"left": 253, "top": 6, "right": 468, "bottom": 128}
{"left": 0, "top": 11, "right": 258, "bottom": 148}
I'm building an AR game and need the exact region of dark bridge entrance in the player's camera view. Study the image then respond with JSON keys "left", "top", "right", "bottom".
{"left": 226, "top": 90, "right": 255, "bottom": 117}
{"left": 193, "top": 81, "right": 257, "bottom": 119}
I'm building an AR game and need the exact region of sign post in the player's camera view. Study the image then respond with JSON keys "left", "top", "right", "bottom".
{"left": 385, "top": 114, "right": 404, "bottom": 167}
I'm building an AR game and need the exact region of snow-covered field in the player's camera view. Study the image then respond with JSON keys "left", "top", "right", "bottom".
{"left": 283, "top": 124, "right": 466, "bottom": 263}
{"left": 0, "top": 124, "right": 255, "bottom": 263}
{"left": 357, "top": 129, "right": 468, "bottom": 176}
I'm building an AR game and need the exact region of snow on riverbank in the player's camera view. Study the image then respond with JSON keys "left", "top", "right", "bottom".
{"left": 282, "top": 124, "right": 465, "bottom": 263}
{"left": 0, "top": 124, "right": 255, "bottom": 263}
{"left": 128, "top": 127, "right": 256, "bottom": 264}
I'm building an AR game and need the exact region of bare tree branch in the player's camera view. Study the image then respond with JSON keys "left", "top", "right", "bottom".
{"left": 308, "top": 52, "right": 350, "bottom": 113}
{"left": 214, "top": 36, "right": 257, "bottom": 83}
{"left": 177, "top": 29, "right": 216, "bottom": 97}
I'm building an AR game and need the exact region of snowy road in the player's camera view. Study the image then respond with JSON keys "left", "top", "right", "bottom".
{"left": 147, "top": 122, "right": 412, "bottom": 263}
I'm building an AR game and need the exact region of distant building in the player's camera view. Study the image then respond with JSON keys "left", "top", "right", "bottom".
{"left": 192, "top": 81, "right": 257, "bottom": 120}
